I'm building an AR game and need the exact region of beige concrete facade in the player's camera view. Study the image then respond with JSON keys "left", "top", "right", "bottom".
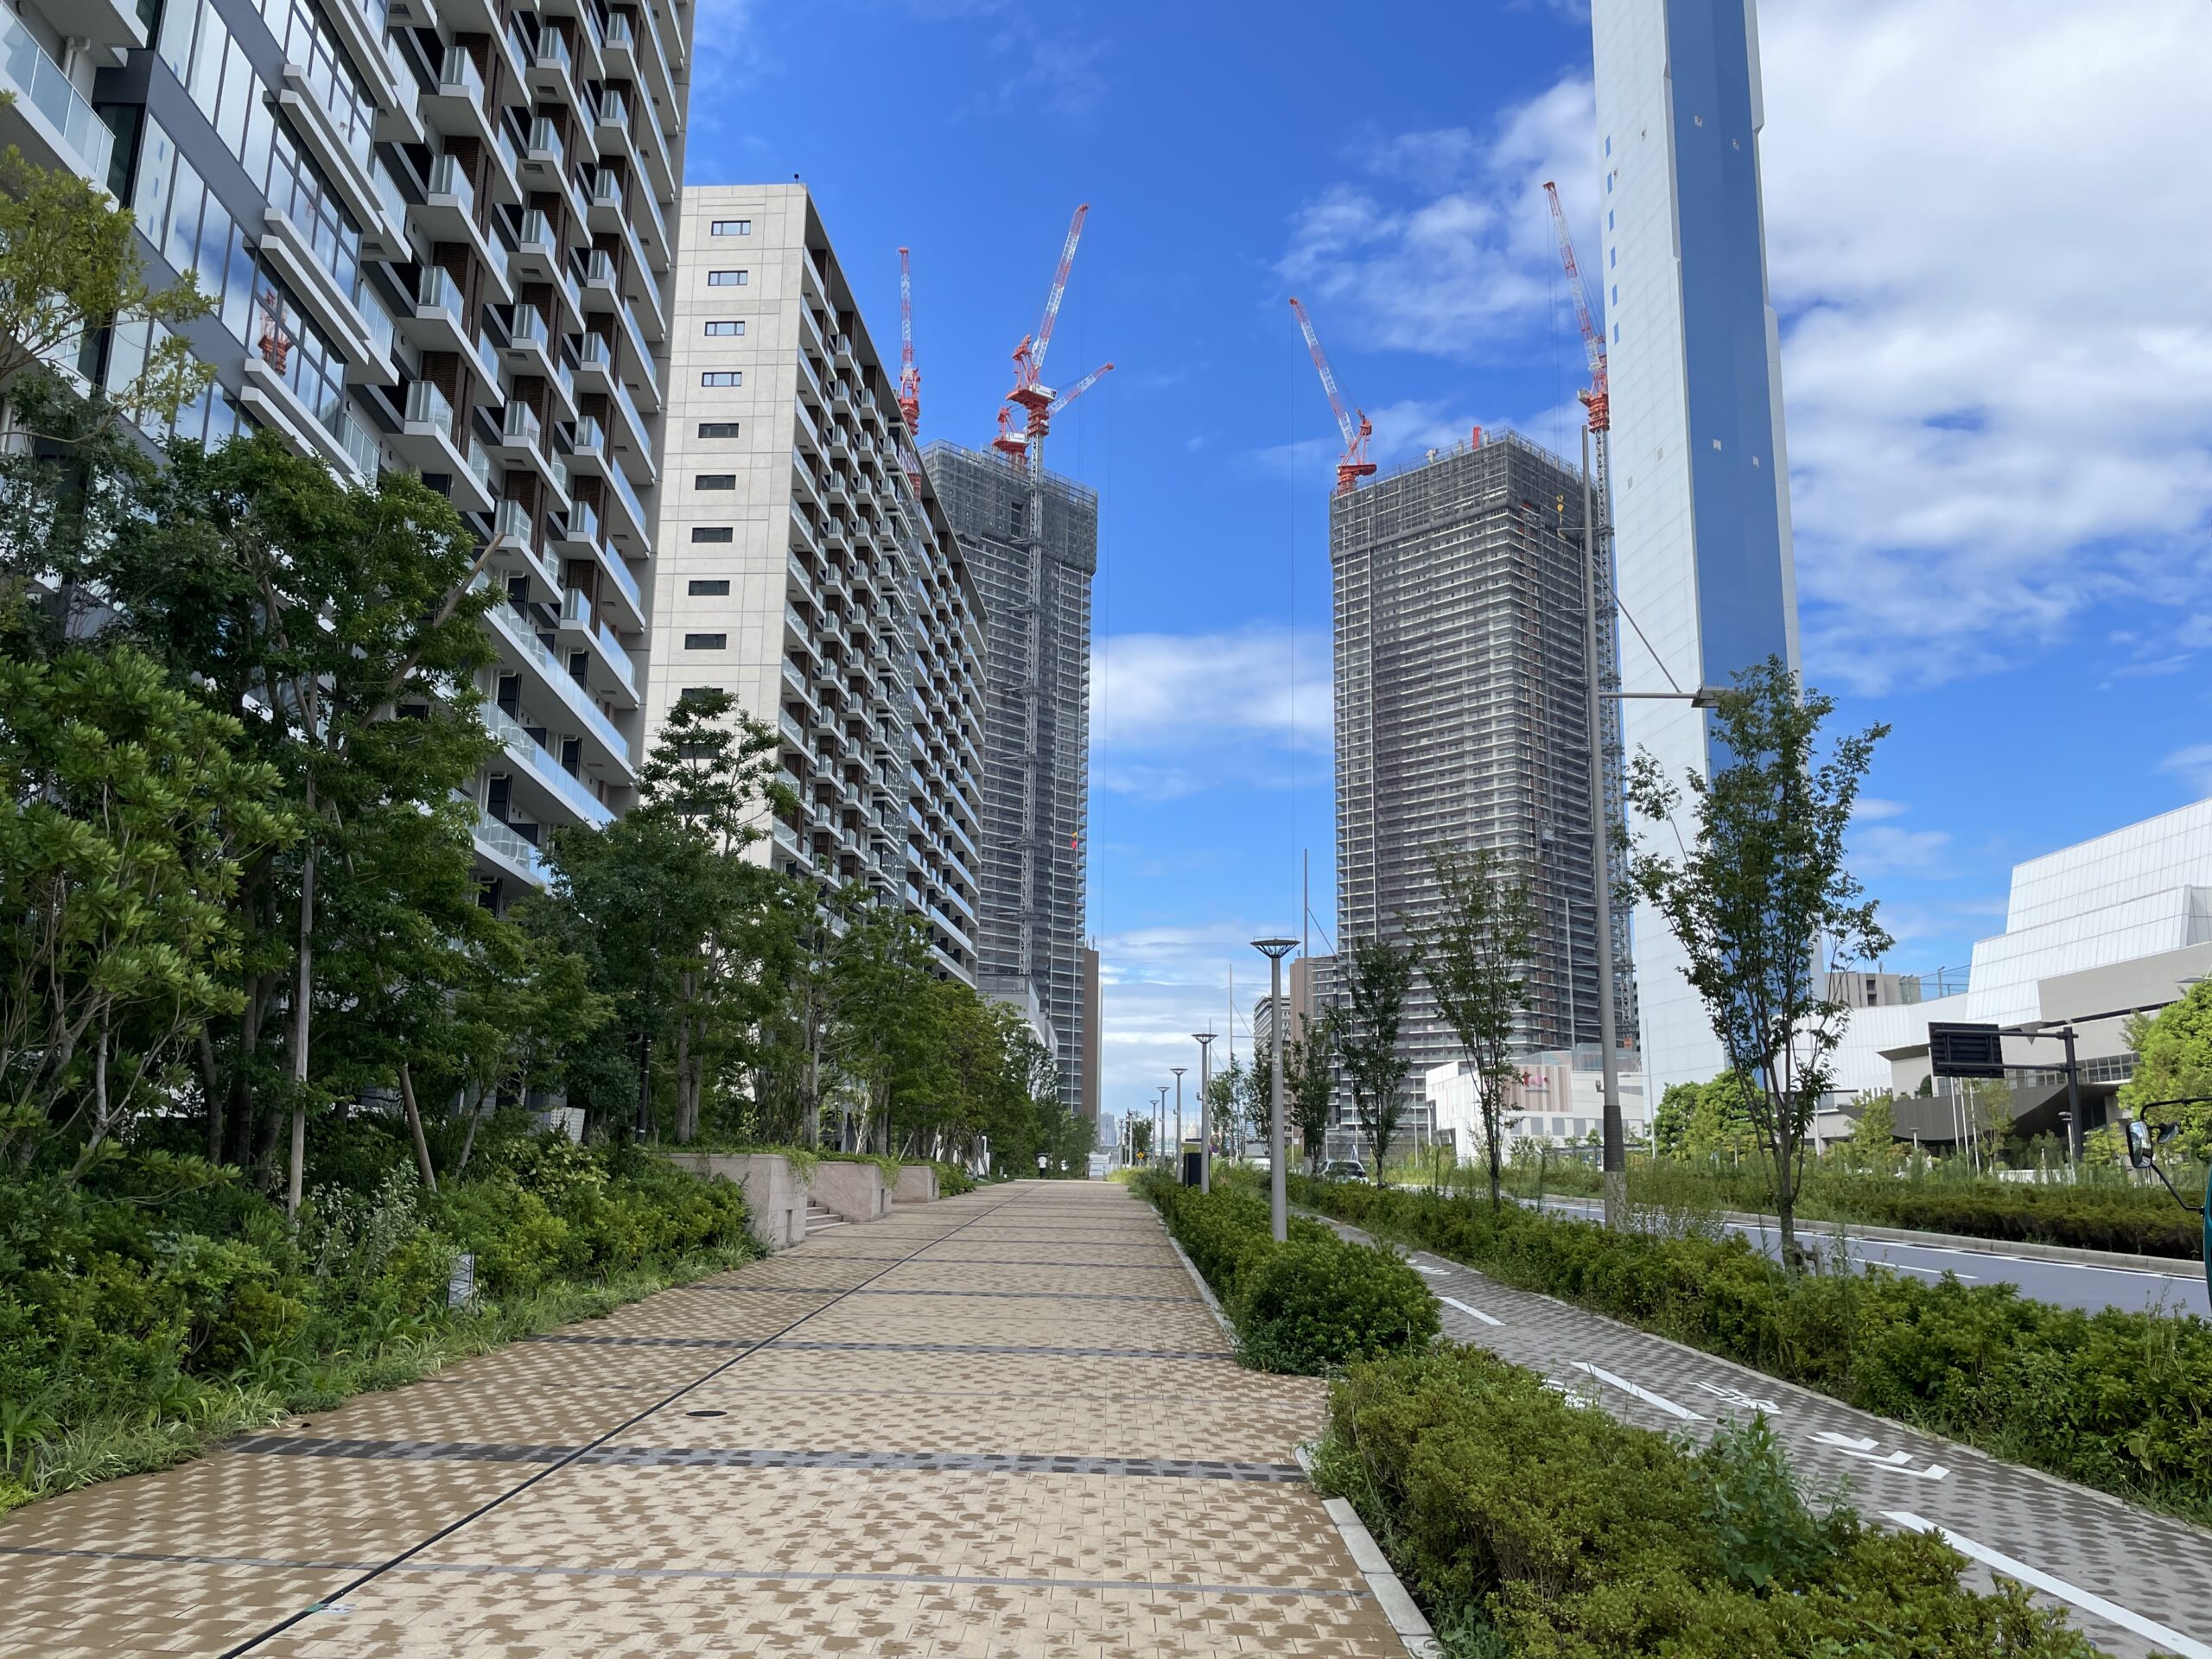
{"left": 647, "top": 183, "right": 988, "bottom": 981}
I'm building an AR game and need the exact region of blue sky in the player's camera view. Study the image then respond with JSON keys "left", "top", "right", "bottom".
{"left": 695, "top": 1, "right": 2212, "bottom": 1116}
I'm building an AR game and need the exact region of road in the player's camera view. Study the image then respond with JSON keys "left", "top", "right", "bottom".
{"left": 1318, "top": 1211, "right": 2212, "bottom": 1659}
{"left": 1521, "top": 1192, "right": 2210, "bottom": 1318}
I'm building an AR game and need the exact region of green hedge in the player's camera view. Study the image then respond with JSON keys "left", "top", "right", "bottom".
{"left": 1317, "top": 1345, "right": 2103, "bottom": 1657}
{"left": 1294, "top": 1176, "right": 2212, "bottom": 1527}
{"left": 0, "top": 1130, "right": 757, "bottom": 1511}
{"left": 1135, "top": 1173, "right": 1435, "bottom": 1373}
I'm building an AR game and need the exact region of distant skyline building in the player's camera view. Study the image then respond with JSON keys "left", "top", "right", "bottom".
{"left": 1592, "top": 0, "right": 1803, "bottom": 1091}
{"left": 923, "top": 442, "right": 1095, "bottom": 1118}
{"left": 649, "top": 184, "right": 988, "bottom": 982}
{"left": 1332, "top": 432, "right": 1611, "bottom": 1154}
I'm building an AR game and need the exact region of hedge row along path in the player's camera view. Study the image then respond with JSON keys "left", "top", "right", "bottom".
{"left": 1312, "top": 1209, "right": 2212, "bottom": 1659}
{"left": 0, "top": 1182, "right": 1416, "bottom": 1657}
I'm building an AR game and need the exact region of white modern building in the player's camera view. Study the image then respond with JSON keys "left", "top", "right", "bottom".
{"left": 1592, "top": 0, "right": 1802, "bottom": 1091}
{"left": 647, "top": 183, "right": 988, "bottom": 982}
{"left": 1426, "top": 1051, "right": 1651, "bottom": 1160}
{"left": 1836, "top": 799, "right": 2212, "bottom": 1116}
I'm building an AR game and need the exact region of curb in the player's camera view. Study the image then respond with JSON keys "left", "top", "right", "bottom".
{"left": 1296, "top": 1447, "right": 1443, "bottom": 1658}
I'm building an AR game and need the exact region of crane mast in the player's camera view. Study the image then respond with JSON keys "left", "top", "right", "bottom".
{"left": 1287, "top": 297, "right": 1376, "bottom": 495}
{"left": 896, "top": 246, "right": 920, "bottom": 435}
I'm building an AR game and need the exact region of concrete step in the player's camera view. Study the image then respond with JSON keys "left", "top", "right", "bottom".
{"left": 804, "top": 1201, "right": 846, "bottom": 1231}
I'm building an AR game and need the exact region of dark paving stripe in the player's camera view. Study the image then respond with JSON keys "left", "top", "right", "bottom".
{"left": 770, "top": 1340, "right": 1228, "bottom": 1360}
{"left": 224, "top": 1439, "right": 1300, "bottom": 1481}
{"left": 667, "top": 1285, "right": 1186, "bottom": 1302}
{"left": 575, "top": 1448, "right": 1306, "bottom": 1480}
{"left": 889, "top": 1258, "right": 1190, "bottom": 1270}
{"left": 0, "top": 1542, "right": 379, "bottom": 1572}
{"left": 400, "top": 1562, "right": 1365, "bottom": 1597}
{"left": 523, "top": 1334, "right": 758, "bottom": 1349}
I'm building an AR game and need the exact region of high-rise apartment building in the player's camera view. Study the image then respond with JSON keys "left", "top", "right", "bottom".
{"left": 1592, "top": 0, "right": 1802, "bottom": 1090}
{"left": 17, "top": 0, "right": 691, "bottom": 906}
{"left": 648, "top": 185, "right": 988, "bottom": 981}
{"left": 1332, "top": 432, "right": 1605, "bottom": 1142}
{"left": 922, "top": 442, "right": 1094, "bottom": 1113}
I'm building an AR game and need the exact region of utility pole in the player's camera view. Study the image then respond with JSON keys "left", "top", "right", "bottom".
{"left": 1171, "top": 1066, "right": 1186, "bottom": 1183}
{"left": 1581, "top": 423, "right": 1625, "bottom": 1228}
{"left": 1193, "top": 1030, "right": 1216, "bottom": 1192}
{"left": 1254, "top": 937, "right": 1300, "bottom": 1240}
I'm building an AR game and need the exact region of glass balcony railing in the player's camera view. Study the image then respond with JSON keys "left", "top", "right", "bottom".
{"left": 1, "top": 14, "right": 113, "bottom": 181}
{"left": 597, "top": 88, "right": 628, "bottom": 130}
{"left": 472, "top": 810, "right": 547, "bottom": 881}
{"left": 320, "top": 397, "right": 378, "bottom": 480}
{"left": 527, "top": 115, "right": 561, "bottom": 161}
{"left": 570, "top": 414, "right": 604, "bottom": 455}
{"left": 372, "top": 156, "right": 410, "bottom": 234}
{"left": 467, "top": 436, "right": 493, "bottom": 498}
{"left": 480, "top": 701, "right": 612, "bottom": 825}
{"left": 481, "top": 595, "right": 632, "bottom": 767}
{"left": 428, "top": 153, "right": 474, "bottom": 219}
{"left": 601, "top": 545, "right": 642, "bottom": 616}
{"left": 584, "top": 248, "right": 616, "bottom": 287}
{"left": 493, "top": 496, "right": 530, "bottom": 543}
{"left": 512, "top": 304, "right": 550, "bottom": 349}
{"left": 602, "top": 450, "right": 646, "bottom": 537}
{"left": 404, "top": 378, "right": 454, "bottom": 434}
{"left": 534, "top": 30, "right": 571, "bottom": 77}
{"left": 436, "top": 46, "right": 485, "bottom": 105}
{"left": 559, "top": 585, "right": 593, "bottom": 631}
{"left": 563, "top": 495, "right": 601, "bottom": 549}
{"left": 501, "top": 401, "right": 542, "bottom": 451}
{"left": 355, "top": 276, "right": 395, "bottom": 361}
{"left": 578, "top": 333, "right": 613, "bottom": 378}
{"left": 603, "top": 12, "right": 633, "bottom": 53}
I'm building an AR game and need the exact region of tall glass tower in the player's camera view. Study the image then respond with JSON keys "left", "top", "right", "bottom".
{"left": 1592, "top": 0, "right": 1802, "bottom": 1090}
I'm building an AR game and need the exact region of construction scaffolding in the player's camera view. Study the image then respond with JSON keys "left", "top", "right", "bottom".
{"left": 920, "top": 441, "right": 1097, "bottom": 1118}
{"left": 1331, "top": 430, "right": 1636, "bottom": 1127}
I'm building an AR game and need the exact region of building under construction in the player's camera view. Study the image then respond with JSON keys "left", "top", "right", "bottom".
{"left": 922, "top": 441, "right": 1096, "bottom": 1119}
{"left": 1332, "top": 430, "right": 1634, "bottom": 1136}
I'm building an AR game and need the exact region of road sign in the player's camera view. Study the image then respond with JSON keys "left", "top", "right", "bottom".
{"left": 1928, "top": 1021, "right": 2005, "bottom": 1078}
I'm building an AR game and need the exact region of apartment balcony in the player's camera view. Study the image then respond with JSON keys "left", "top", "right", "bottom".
{"left": 620, "top": 231, "right": 665, "bottom": 340}
{"left": 472, "top": 809, "right": 549, "bottom": 887}
{"left": 0, "top": 16, "right": 114, "bottom": 188}
{"left": 581, "top": 246, "right": 619, "bottom": 312}
{"left": 501, "top": 303, "right": 558, "bottom": 384}
{"left": 632, "top": 176, "right": 671, "bottom": 270}
{"left": 426, "top": 48, "right": 496, "bottom": 149}
{"left": 482, "top": 702, "right": 614, "bottom": 829}
{"left": 526, "top": 30, "right": 582, "bottom": 119}
{"left": 490, "top": 497, "right": 561, "bottom": 601}
{"left": 595, "top": 448, "right": 652, "bottom": 556}
{"left": 256, "top": 207, "right": 376, "bottom": 368}
{"left": 599, "top": 547, "right": 645, "bottom": 632}
{"left": 486, "top": 120, "right": 523, "bottom": 207}
{"left": 632, "top": 1, "right": 677, "bottom": 125}
{"left": 416, "top": 156, "right": 500, "bottom": 282}
{"left": 786, "top": 550, "right": 818, "bottom": 607}
{"left": 601, "top": 10, "right": 635, "bottom": 78}
{"left": 585, "top": 168, "right": 627, "bottom": 235}
{"left": 565, "top": 412, "right": 607, "bottom": 475}
{"left": 454, "top": 435, "right": 496, "bottom": 512}
{"left": 403, "top": 264, "right": 471, "bottom": 357}
{"left": 394, "top": 378, "right": 474, "bottom": 479}
{"left": 510, "top": 208, "right": 565, "bottom": 287}
{"left": 593, "top": 87, "right": 632, "bottom": 158}
{"left": 492, "top": 399, "right": 553, "bottom": 481}
{"left": 481, "top": 588, "right": 635, "bottom": 779}
{"left": 556, "top": 586, "right": 640, "bottom": 707}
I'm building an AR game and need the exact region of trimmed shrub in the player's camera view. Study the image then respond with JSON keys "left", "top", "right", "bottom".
{"left": 1293, "top": 1174, "right": 2212, "bottom": 1527}
{"left": 1319, "top": 1344, "right": 2102, "bottom": 1657}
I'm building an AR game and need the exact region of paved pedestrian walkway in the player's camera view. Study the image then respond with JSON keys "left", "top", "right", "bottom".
{"left": 1, "top": 1180, "right": 1407, "bottom": 1656}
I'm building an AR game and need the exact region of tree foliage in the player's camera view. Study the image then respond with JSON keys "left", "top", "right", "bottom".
{"left": 1624, "top": 657, "right": 1890, "bottom": 1266}
{"left": 1338, "top": 933, "right": 1417, "bottom": 1183}
{"left": 1419, "top": 845, "right": 1535, "bottom": 1206}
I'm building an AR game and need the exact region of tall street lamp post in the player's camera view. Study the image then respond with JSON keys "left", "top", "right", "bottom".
{"left": 1252, "top": 937, "right": 1300, "bottom": 1241}
{"left": 1154, "top": 1086, "right": 1168, "bottom": 1169}
{"left": 1192, "top": 1030, "right": 1217, "bottom": 1192}
{"left": 1171, "top": 1066, "right": 1186, "bottom": 1183}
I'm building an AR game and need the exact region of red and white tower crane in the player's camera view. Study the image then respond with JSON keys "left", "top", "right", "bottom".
{"left": 1543, "top": 181, "right": 1608, "bottom": 439}
{"left": 896, "top": 246, "right": 920, "bottom": 435}
{"left": 1287, "top": 297, "right": 1375, "bottom": 495}
{"left": 992, "top": 203, "right": 1111, "bottom": 476}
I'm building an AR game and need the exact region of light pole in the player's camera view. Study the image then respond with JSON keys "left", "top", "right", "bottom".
{"left": 1171, "top": 1066, "right": 1187, "bottom": 1183}
{"left": 1193, "top": 1030, "right": 1217, "bottom": 1192}
{"left": 1253, "top": 937, "right": 1300, "bottom": 1241}
{"left": 1154, "top": 1085, "right": 1168, "bottom": 1169}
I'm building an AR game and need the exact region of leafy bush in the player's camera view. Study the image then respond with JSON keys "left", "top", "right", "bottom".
{"left": 1135, "top": 1171, "right": 1434, "bottom": 1374}
{"left": 931, "top": 1160, "right": 976, "bottom": 1197}
{"left": 1293, "top": 1174, "right": 2212, "bottom": 1526}
{"left": 0, "top": 1132, "right": 757, "bottom": 1514}
{"left": 1317, "top": 1344, "right": 2101, "bottom": 1657}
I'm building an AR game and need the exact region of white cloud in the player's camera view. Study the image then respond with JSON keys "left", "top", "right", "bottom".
{"left": 2158, "top": 744, "right": 2212, "bottom": 800}
{"left": 1093, "top": 920, "right": 1297, "bottom": 1115}
{"left": 1094, "top": 626, "right": 1332, "bottom": 759}
{"left": 1851, "top": 824, "right": 1951, "bottom": 880}
{"left": 1278, "top": 1, "right": 2212, "bottom": 692}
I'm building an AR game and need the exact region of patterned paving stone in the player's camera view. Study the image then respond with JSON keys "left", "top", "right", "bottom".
{"left": 0, "top": 1183, "right": 1398, "bottom": 1658}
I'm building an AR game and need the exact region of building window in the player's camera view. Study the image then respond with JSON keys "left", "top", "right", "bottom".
{"left": 684, "top": 632, "right": 728, "bottom": 650}
{"left": 697, "top": 421, "right": 739, "bottom": 438}
{"left": 710, "top": 219, "right": 750, "bottom": 235}
{"left": 704, "top": 320, "right": 745, "bottom": 336}
{"left": 690, "top": 526, "right": 734, "bottom": 543}
{"left": 702, "top": 371, "right": 742, "bottom": 387}
{"left": 689, "top": 578, "right": 731, "bottom": 595}
{"left": 708, "top": 270, "right": 748, "bottom": 286}
{"left": 1607, "top": 209, "right": 1614, "bottom": 232}
{"left": 695, "top": 474, "right": 736, "bottom": 490}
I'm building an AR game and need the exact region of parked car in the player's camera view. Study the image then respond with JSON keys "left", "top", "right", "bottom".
{"left": 1319, "top": 1159, "right": 1368, "bottom": 1181}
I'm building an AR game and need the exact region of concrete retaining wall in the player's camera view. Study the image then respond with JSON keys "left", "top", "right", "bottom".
{"left": 658, "top": 1154, "right": 807, "bottom": 1250}
{"left": 893, "top": 1164, "right": 938, "bottom": 1204}
{"left": 810, "top": 1159, "right": 892, "bottom": 1222}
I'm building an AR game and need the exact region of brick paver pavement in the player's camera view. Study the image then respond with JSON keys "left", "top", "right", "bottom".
{"left": 1, "top": 1181, "right": 1405, "bottom": 1657}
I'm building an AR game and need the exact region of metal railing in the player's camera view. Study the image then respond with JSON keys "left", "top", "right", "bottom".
{"left": 1, "top": 14, "right": 113, "bottom": 180}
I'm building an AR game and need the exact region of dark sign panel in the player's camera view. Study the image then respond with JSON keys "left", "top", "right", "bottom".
{"left": 1928, "top": 1022, "right": 2006, "bottom": 1079}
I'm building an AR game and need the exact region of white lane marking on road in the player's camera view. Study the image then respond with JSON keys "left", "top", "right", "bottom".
{"left": 1878, "top": 1262, "right": 1980, "bottom": 1281}
{"left": 1440, "top": 1295, "right": 1503, "bottom": 1327}
{"left": 1542, "top": 1379, "right": 1595, "bottom": 1410}
{"left": 1690, "top": 1379, "right": 1781, "bottom": 1413}
{"left": 1885, "top": 1513, "right": 2212, "bottom": 1659}
{"left": 1811, "top": 1432, "right": 1947, "bottom": 1479}
{"left": 1411, "top": 1265, "right": 1446, "bottom": 1275}
{"left": 1572, "top": 1362, "right": 1703, "bottom": 1421}
{"left": 1876, "top": 1242, "right": 2196, "bottom": 1283}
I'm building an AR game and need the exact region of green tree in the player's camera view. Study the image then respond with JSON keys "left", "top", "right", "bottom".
{"left": 1419, "top": 846, "right": 1535, "bottom": 1208}
{"left": 1285, "top": 1009, "right": 1340, "bottom": 1175}
{"left": 1652, "top": 1082, "right": 1698, "bottom": 1158}
{"left": 1338, "top": 933, "right": 1417, "bottom": 1185}
{"left": 1683, "top": 1070, "right": 1760, "bottom": 1160}
{"left": 2120, "top": 981, "right": 2212, "bottom": 1163}
{"left": 0, "top": 646, "right": 289, "bottom": 1174}
{"left": 1202, "top": 1060, "right": 1241, "bottom": 1158}
{"left": 1624, "top": 657, "right": 1891, "bottom": 1268}
{"left": 1847, "top": 1093, "right": 1901, "bottom": 1173}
